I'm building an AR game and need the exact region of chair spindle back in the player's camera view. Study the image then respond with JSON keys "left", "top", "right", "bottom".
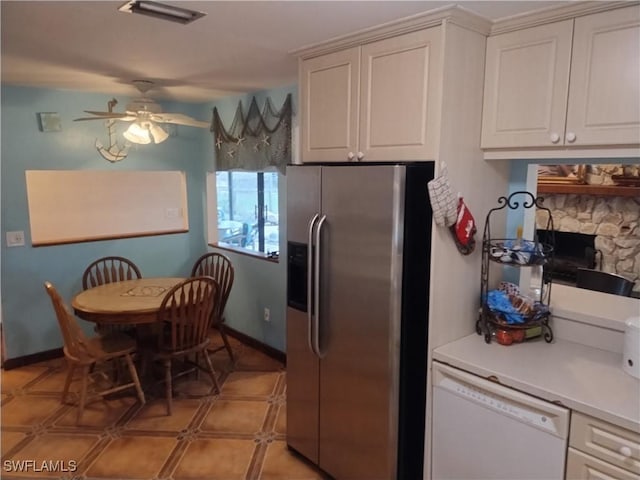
{"left": 44, "top": 282, "right": 93, "bottom": 361}
{"left": 82, "top": 256, "right": 142, "bottom": 290}
{"left": 157, "top": 277, "right": 219, "bottom": 352}
{"left": 191, "top": 253, "right": 234, "bottom": 321}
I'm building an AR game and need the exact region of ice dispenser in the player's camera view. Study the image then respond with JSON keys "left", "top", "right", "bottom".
{"left": 287, "top": 242, "right": 308, "bottom": 312}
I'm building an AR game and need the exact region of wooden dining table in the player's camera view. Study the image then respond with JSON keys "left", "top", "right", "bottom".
{"left": 71, "top": 277, "right": 185, "bottom": 326}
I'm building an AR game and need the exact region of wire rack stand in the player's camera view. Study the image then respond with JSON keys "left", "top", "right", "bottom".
{"left": 476, "top": 191, "right": 555, "bottom": 344}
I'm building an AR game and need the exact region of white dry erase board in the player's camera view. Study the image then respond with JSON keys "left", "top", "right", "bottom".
{"left": 25, "top": 170, "right": 189, "bottom": 246}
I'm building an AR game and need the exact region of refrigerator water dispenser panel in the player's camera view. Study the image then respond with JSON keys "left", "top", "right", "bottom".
{"left": 287, "top": 241, "right": 308, "bottom": 312}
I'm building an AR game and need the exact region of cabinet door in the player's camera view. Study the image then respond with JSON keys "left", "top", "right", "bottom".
{"left": 300, "top": 47, "right": 360, "bottom": 163}
{"left": 359, "top": 27, "right": 441, "bottom": 161}
{"left": 481, "top": 20, "right": 573, "bottom": 148}
{"left": 569, "top": 412, "right": 640, "bottom": 475}
{"left": 566, "top": 448, "right": 638, "bottom": 480}
{"left": 566, "top": 5, "right": 640, "bottom": 146}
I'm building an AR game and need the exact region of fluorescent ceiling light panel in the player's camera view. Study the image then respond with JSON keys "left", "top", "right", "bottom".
{"left": 118, "top": 1, "right": 206, "bottom": 25}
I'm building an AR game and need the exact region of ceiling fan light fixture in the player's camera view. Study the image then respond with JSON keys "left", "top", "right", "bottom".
{"left": 148, "top": 123, "right": 169, "bottom": 144}
{"left": 123, "top": 122, "right": 151, "bottom": 144}
{"left": 118, "top": 1, "right": 206, "bottom": 25}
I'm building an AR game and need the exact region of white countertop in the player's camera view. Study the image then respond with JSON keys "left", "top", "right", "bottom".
{"left": 433, "top": 333, "right": 640, "bottom": 433}
{"left": 550, "top": 283, "right": 640, "bottom": 331}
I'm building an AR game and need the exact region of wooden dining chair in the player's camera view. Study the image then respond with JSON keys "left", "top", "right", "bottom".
{"left": 82, "top": 256, "right": 142, "bottom": 336}
{"left": 153, "top": 276, "right": 221, "bottom": 415}
{"left": 82, "top": 256, "right": 142, "bottom": 289}
{"left": 44, "top": 281, "right": 146, "bottom": 423}
{"left": 191, "top": 253, "right": 235, "bottom": 362}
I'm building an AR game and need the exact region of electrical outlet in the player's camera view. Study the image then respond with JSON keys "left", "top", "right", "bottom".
{"left": 6, "top": 231, "right": 25, "bottom": 247}
{"left": 263, "top": 307, "right": 270, "bottom": 322}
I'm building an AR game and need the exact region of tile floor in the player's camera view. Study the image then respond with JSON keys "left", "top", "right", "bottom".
{"left": 1, "top": 332, "right": 328, "bottom": 480}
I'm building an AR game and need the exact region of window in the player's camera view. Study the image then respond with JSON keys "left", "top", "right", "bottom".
{"left": 215, "top": 171, "right": 279, "bottom": 254}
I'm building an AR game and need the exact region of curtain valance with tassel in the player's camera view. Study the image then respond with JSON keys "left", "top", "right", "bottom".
{"left": 212, "top": 94, "right": 292, "bottom": 174}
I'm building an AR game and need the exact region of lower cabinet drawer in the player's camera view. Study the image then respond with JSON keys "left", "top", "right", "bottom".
{"left": 566, "top": 448, "right": 637, "bottom": 480}
{"left": 569, "top": 412, "right": 640, "bottom": 474}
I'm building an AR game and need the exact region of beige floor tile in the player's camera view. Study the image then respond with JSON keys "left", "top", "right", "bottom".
{"left": 172, "top": 438, "right": 254, "bottom": 480}
{"left": 208, "top": 350, "right": 237, "bottom": 373}
{"left": 1, "top": 365, "right": 49, "bottom": 393}
{"left": 222, "top": 372, "right": 279, "bottom": 397}
{"left": 86, "top": 436, "right": 176, "bottom": 479}
{"left": 259, "top": 441, "right": 325, "bottom": 480}
{"left": 1, "top": 396, "right": 63, "bottom": 427}
{"left": 26, "top": 367, "right": 74, "bottom": 393}
{"left": 173, "top": 375, "right": 220, "bottom": 397}
{"left": 6, "top": 433, "right": 99, "bottom": 477}
{"left": 0, "top": 341, "right": 290, "bottom": 480}
{"left": 126, "top": 398, "right": 201, "bottom": 432}
{"left": 274, "top": 404, "right": 286, "bottom": 435}
{"left": 1, "top": 431, "right": 28, "bottom": 456}
{"left": 235, "top": 349, "right": 284, "bottom": 371}
{"left": 55, "top": 396, "right": 136, "bottom": 428}
{"left": 201, "top": 399, "right": 268, "bottom": 434}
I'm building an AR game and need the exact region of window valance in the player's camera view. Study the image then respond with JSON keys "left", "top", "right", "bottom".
{"left": 212, "top": 94, "right": 292, "bottom": 175}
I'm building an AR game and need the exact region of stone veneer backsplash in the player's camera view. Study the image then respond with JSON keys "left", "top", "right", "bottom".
{"left": 536, "top": 194, "right": 640, "bottom": 293}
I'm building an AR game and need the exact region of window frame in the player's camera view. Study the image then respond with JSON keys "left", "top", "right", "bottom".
{"left": 208, "top": 171, "right": 279, "bottom": 260}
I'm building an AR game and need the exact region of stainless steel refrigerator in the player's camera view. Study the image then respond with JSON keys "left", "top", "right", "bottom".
{"left": 286, "top": 163, "right": 434, "bottom": 480}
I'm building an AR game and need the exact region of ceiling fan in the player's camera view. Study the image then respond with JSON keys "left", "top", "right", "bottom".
{"left": 74, "top": 80, "right": 209, "bottom": 144}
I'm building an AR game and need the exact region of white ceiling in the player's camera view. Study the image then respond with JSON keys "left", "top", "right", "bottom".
{"left": 1, "top": 1, "right": 570, "bottom": 102}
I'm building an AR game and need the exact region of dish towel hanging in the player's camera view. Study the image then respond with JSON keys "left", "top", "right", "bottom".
{"left": 427, "top": 163, "right": 477, "bottom": 255}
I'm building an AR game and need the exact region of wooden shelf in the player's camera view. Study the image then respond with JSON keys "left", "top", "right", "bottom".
{"left": 537, "top": 184, "right": 640, "bottom": 197}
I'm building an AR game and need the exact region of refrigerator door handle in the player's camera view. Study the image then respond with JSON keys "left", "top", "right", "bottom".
{"left": 314, "top": 214, "right": 328, "bottom": 358}
{"left": 307, "top": 213, "right": 320, "bottom": 355}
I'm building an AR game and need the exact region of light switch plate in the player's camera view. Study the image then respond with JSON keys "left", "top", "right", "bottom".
{"left": 6, "top": 231, "right": 25, "bottom": 247}
{"left": 165, "top": 208, "right": 180, "bottom": 219}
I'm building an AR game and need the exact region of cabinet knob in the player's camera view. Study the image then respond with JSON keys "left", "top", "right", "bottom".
{"left": 619, "top": 446, "right": 632, "bottom": 457}
{"left": 347, "top": 152, "right": 355, "bottom": 160}
{"left": 357, "top": 151, "right": 364, "bottom": 160}
{"left": 550, "top": 133, "right": 560, "bottom": 144}
{"left": 566, "top": 132, "right": 577, "bottom": 143}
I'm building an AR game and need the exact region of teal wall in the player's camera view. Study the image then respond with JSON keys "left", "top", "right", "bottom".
{"left": 1, "top": 85, "right": 211, "bottom": 360}
{"left": 205, "top": 85, "right": 296, "bottom": 353}
{"left": 1, "top": 83, "right": 295, "bottom": 361}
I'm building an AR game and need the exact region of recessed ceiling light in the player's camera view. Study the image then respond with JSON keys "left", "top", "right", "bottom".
{"left": 118, "top": 1, "right": 206, "bottom": 25}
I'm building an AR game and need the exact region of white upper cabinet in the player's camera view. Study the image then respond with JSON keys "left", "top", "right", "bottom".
{"left": 300, "top": 48, "right": 361, "bottom": 163}
{"left": 566, "top": 5, "right": 640, "bottom": 146}
{"left": 358, "top": 28, "right": 441, "bottom": 162}
{"left": 300, "top": 27, "right": 441, "bottom": 163}
{"left": 482, "top": 4, "right": 640, "bottom": 151}
{"left": 481, "top": 20, "right": 573, "bottom": 149}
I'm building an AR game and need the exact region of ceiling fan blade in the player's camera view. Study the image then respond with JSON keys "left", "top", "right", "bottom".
{"left": 83, "top": 110, "right": 132, "bottom": 118}
{"left": 74, "top": 115, "right": 136, "bottom": 122}
{"left": 151, "top": 112, "right": 209, "bottom": 128}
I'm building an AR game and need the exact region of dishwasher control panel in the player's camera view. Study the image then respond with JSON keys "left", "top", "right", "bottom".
{"left": 434, "top": 362, "right": 569, "bottom": 439}
{"left": 440, "top": 376, "right": 557, "bottom": 433}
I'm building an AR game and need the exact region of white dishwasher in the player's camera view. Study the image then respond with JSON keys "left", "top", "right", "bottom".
{"left": 432, "top": 361, "right": 569, "bottom": 480}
